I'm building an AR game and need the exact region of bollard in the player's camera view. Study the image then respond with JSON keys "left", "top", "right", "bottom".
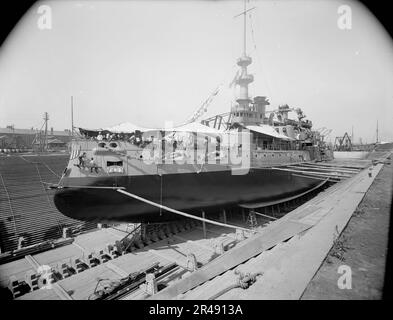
{"left": 187, "top": 253, "right": 198, "bottom": 272}
{"left": 215, "top": 242, "right": 225, "bottom": 255}
{"left": 236, "top": 229, "right": 245, "bottom": 241}
{"left": 17, "top": 236, "right": 25, "bottom": 250}
{"left": 145, "top": 273, "right": 158, "bottom": 295}
{"left": 62, "top": 227, "right": 69, "bottom": 239}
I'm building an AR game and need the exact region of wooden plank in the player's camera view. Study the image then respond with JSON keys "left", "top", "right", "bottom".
{"left": 72, "top": 242, "right": 88, "bottom": 253}
{"left": 17, "top": 287, "right": 61, "bottom": 300}
{"left": 103, "top": 228, "right": 125, "bottom": 239}
{"left": 52, "top": 283, "right": 73, "bottom": 300}
{"left": 287, "top": 165, "right": 359, "bottom": 174}
{"left": 111, "top": 252, "right": 169, "bottom": 275}
{"left": 173, "top": 235, "right": 215, "bottom": 252}
{"left": 149, "top": 219, "right": 312, "bottom": 300}
{"left": 74, "top": 229, "right": 121, "bottom": 252}
{"left": 313, "top": 161, "right": 369, "bottom": 169}
{"left": 24, "top": 255, "right": 40, "bottom": 272}
{"left": 58, "top": 264, "right": 121, "bottom": 300}
{"left": 195, "top": 226, "right": 237, "bottom": 241}
{"left": 148, "top": 249, "right": 189, "bottom": 270}
{"left": 251, "top": 210, "right": 277, "bottom": 220}
{"left": 291, "top": 173, "right": 341, "bottom": 182}
{"left": 299, "top": 163, "right": 362, "bottom": 172}
{"left": 272, "top": 167, "right": 351, "bottom": 178}
{"left": 105, "top": 262, "right": 129, "bottom": 278}
{"left": 33, "top": 244, "right": 84, "bottom": 266}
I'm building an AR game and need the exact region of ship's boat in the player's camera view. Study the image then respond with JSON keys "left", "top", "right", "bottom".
{"left": 53, "top": 3, "right": 333, "bottom": 223}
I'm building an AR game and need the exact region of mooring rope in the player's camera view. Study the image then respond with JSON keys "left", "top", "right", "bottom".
{"left": 208, "top": 270, "right": 263, "bottom": 300}
{"left": 116, "top": 189, "right": 257, "bottom": 234}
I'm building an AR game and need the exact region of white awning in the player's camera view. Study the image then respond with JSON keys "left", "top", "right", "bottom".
{"left": 246, "top": 125, "right": 294, "bottom": 141}
{"left": 104, "top": 122, "right": 158, "bottom": 133}
{"left": 105, "top": 121, "right": 224, "bottom": 135}
{"left": 168, "top": 122, "right": 224, "bottom": 135}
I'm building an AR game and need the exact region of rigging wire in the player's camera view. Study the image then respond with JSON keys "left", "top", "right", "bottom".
{"left": 248, "top": 4, "right": 273, "bottom": 101}
{"left": 19, "top": 155, "right": 61, "bottom": 179}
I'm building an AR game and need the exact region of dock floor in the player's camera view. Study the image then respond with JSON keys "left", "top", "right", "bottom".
{"left": 301, "top": 160, "right": 392, "bottom": 299}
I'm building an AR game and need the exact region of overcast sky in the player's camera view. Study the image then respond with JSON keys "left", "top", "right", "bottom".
{"left": 0, "top": 0, "right": 392, "bottom": 143}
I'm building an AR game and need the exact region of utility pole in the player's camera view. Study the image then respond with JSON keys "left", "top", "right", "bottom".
{"left": 43, "top": 112, "right": 49, "bottom": 152}
{"left": 71, "top": 96, "right": 74, "bottom": 135}
{"left": 351, "top": 126, "right": 354, "bottom": 145}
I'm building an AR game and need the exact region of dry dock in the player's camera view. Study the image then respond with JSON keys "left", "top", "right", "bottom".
{"left": 1, "top": 150, "right": 391, "bottom": 300}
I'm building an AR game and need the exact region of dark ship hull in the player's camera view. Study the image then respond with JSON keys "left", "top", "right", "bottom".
{"left": 54, "top": 167, "right": 321, "bottom": 223}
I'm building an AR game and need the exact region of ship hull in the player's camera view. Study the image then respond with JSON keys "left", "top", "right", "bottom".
{"left": 54, "top": 168, "right": 321, "bottom": 223}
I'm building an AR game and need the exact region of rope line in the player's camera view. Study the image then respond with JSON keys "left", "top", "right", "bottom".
{"left": 248, "top": 5, "right": 274, "bottom": 101}
{"left": 19, "top": 155, "right": 61, "bottom": 178}
{"left": 116, "top": 189, "right": 257, "bottom": 234}
{"left": 0, "top": 173, "right": 19, "bottom": 238}
{"left": 208, "top": 270, "right": 263, "bottom": 300}
{"left": 35, "top": 163, "right": 63, "bottom": 235}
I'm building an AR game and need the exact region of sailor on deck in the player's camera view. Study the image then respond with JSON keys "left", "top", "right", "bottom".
{"left": 89, "top": 158, "right": 99, "bottom": 173}
{"left": 78, "top": 152, "right": 87, "bottom": 168}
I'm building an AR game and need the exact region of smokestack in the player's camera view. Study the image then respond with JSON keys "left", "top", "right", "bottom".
{"left": 253, "top": 96, "right": 270, "bottom": 121}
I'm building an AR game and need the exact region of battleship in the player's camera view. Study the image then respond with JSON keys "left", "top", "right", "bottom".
{"left": 53, "top": 2, "right": 332, "bottom": 223}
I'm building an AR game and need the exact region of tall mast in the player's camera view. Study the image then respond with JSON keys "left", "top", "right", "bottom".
{"left": 243, "top": 0, "right": 247, "bottom": 56}
{"left": 376, "top": 120, "right": 379, "bottom": 143}
{"left": 231, "top": 0, "right": 258, "bottom": 126}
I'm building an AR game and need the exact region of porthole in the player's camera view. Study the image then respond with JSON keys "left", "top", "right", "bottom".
{"left": 98, "top": 142, "right": 106, "bottom": 148}
{"left": 109, "top": 142, "right": 118, "bottom": 148}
